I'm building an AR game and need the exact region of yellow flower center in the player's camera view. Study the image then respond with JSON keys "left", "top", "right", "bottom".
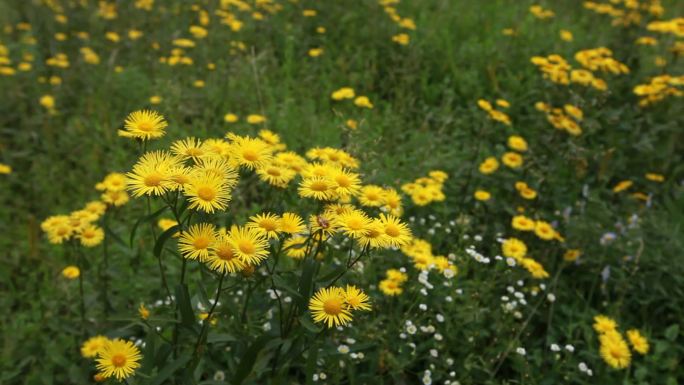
{"left": 111, "top": 353, "right": 127, "bottom": 367}
{"left": 238, "top": 240, "right": 255, "bottom": 254}
{"left": 367, "top": 192, "right": 381, "bottom": 201}
{"left": 197, "top": 186, "right": 216, "bottom": 201}
{"left": 186, "top": 148, "right": 203, "bottom": 157}
{"left": 323, "top": 298, "right": 342, "bottom": 315}
{"left": 259, "top": 219, "right": 278, "bottom": 231}
{"left": 385, "top": 224, "right": 400, "bottom": 237}
{"left": 346, "top": 218, "right": 364, "bottom": 230}
{"left": 144, "top": 173, "right": 163, "bottom": 187}
{"left": 310, "top": 181, "right": 328, "bottom": 192}
{"left": 335, "top": 175, "right": 351, "bottom": 188}
{"left": 193, "top": 236, "right": 211, "bottom": 250}
{"left": 82, "top": 229, "right": 95, "bottom": 238}
{"left": 267, "top": 168, "right": 281, "bottom": 177}
{"left": 137, "top": 121, "right": 154, "bottom": 132}
{"left": 242, "top": 149, "right": 259, "bottom": 162}
{"left": 216, "top": 245, "right": 235, "bottom": 261}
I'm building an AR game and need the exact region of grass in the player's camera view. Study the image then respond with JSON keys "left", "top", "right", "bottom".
{"left": 1, "top": 0, "right": 683, "bottom": 384}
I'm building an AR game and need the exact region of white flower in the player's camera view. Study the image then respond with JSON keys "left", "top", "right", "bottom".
{"left": 430, "top": 349, "right": 438, "bottom": 357}
{"left": 406, "top": 324, "right": 417, "bottom": 334}
{"left": 338, "top": 345, "right": 350, "bottom": 354}
{"left": 515, "top": 347, "right": 526, "bottom": 356}
{"left": 319, "top": 372, "right": 327, "bottom": 380}
{"left": 419, "top": 303, "right": 428, "bottom": 311}
{"left": 506, "top": 257, "right": 516, "bottom": 266}
{"left": 550, "top": 344, "right": 560, "bottom": 352}
{"left": 578, "top": 362, "right": 588, "bottom": 372}
{"left": 587, "top": 369, "right": 593, "bottom": 376}
{"left": 436, "top": 314, "right": 445, "bottom": 322}
{"left": 213, "top": 370, "right": 225, "bottom": 381}
{"left": 565, "top": 344, "right": 575, "bottom": 353}
{"left": 547, "top": 293, "right": 556, "bottom": 302}
{"left": 434, "top": 333, "right": 443, "bottom": 341}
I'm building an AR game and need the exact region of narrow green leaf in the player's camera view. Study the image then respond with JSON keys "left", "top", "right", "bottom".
{"left": 153, "top": 225, "right": 181, "bottom": 258}
{"left": 233, "top": 335, "right": 271, "bottom": 385}
{"left": 149, "top": 353, "right": 191, "bottom": 385}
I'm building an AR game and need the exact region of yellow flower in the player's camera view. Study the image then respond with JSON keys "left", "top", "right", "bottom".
{"left": 178, "top": 223, "right": 217, "bottom": 261}
{"left": 184, "top": 173, "right": 233, "bottom": 214}
{"left": 331, "top": 87, "right": 355, "bottom": 100}
{"left": 599, "top": 331, "right": 631, "bottom": 369}
{"left": 392, "top": 33, "right": 410, "bottom": 45}
{"left": 359, "top": 185, "right": 386, "bottom": 207}
{"left": 502, "top": 152, "right": 523, "bottom": 168}
{"left": 354, "top": 96, "right": 374, "bottom": 109}
{"left": 502, "top": 238, "right": 527, "bottom": 261}
{"left": 379, "top": 213, "right": 412, "bottom": 248}
{"left": 247, "top": 213, "right": 282, "bottom": 239}
{"left": 78, "top": 225, "right": 105, "bottom": 247}
{"left": 612, "top": 180, "right": 633, "bottom": 193}
{"left": 228, "top": 225, "right": 269, "bottom": 266}
{"left": 81, "top": 335, "right": 110, "bottom": 358}
{"left": 345, "top": 119, "right": 358, "bottom": 130}
{"left": 521, "top": 258, "right": 549, "bottom": 279}
{"left": 62, "top": 265, "right": 80, "bottom": 279}
{"left": 379, "top": 278, "right": 403, "bottom": 296}
{"left": 511, "top": 215, "right": 535, "bottom": 231}
{"left": 507, "top": 136, "right": 528, "bottom": 152}
{"left": 308, "top": 48, "right": 324, "bottom": 57}
{"left": 593, "top": 315, "right": 617, "bottom": 334}
{"left": 560, "top": 29, "right": 573, "bottom": 42}
{"left": 479, "top": 157, "right": 499, "bottom": 174}
{"left": 309, "top": 287, "right": 353, "bottom": 328}
{"left": 138, "top": 303, "right": 150, "bottom": 320}
{"left": 344, "top": 285, "right": 372, "bottom": 311}
{"left": 39, "top": 94, "right": 55, "bottom": 110}
{"left": 299, "top": 177, "right": 337, "bottom": 201}
{"left": 534, "top": 220, "right": 556, "bottom": 240}
{"left": 228, "top": 134, "right": 273, "bottom": 169}
{"left": 118, "top": 110, "right": 167, "bottom": 140}
{"left": 645, "top": 173, "right": 664, "bottom": 182}
{"left": 474, "top": 190, "right": 491, "bottom": 201}
{"left": 246, "top": 114, "right": 266, "bottom": 124}
{"left": 224, "top": 113, "right": 239, "bottom": 123}
{"left": 626, "top": 329, "right": 649, "bottom": 355}
{"left": 335, "top": 209, "right": 372, "bottom": 238}
{"left": 126, "top": 151, "right": 179, "bottom": 197}
{"left": 280, "top": 213, "right": 306, "bottom": 234}
{"left": 205, "top": 233, "right": 245, "bottom": 274}
{"left": 96, "top": 339, "right": 142, "bottom": 380}
{"left": 563, "top": 249, "right": 581, "bottom": 262}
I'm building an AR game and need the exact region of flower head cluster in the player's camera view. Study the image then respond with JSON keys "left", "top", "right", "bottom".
{"left": 309, "top": 285, "right": 371, "bottom": 328}
{"left": 477, "top": 99, "right": 511, "bottom": 126}
{"left": 633, "top": 75, "right": 684, "bottom": 106}
{"left": 81, "top": 336, "right": 142, "bottom": 381}
{"left": 379, "top": 269, "right": 408, "bottom": 296}
{"left": 401, "top": 170, "right": 448, "bottom": 206}
{"left": 593, "top": 315, "right": 649, "bottom": 369}
{"left": 536, "top": 102, "right": 584, "bottom": 136}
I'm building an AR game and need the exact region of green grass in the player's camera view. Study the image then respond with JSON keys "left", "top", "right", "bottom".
{"left": 1, "top": 0, "right": 684, "bottom": 384}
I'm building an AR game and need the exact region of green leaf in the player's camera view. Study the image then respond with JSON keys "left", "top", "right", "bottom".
{"left": 297, "top": 258, "right": 316, "bottom": 312}
{"left": 207, "top": 333, "right": 236, "bottom": 344}
{"left": 233, "top": 335, "right": 271, "bottom": 385}
{"left": 153, "top": 225, "right": 181, "bottom": 258}
{"left": 103, "top": 224, "right": 128, "bottom": 249}
{"left": 129, "top": 206, "right": 168, "bottom": 247}
{"left": 175, "top": 284, "right": 196, "bottom": 329}
{"left": 664, "top": 324, "right": 679, "bottom": 341}
{"left": 298, "top": 314, "right": 322, "bottom": 333}
{"left": 149, "top": 353, "right": 191, "bottom": 385}
{"left": 305, "top": 343, "right": 318, "bottom": 385}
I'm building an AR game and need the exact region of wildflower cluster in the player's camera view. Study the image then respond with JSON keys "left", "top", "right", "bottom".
{"left": 535, "top": 102, "right": 584, "bottom": 136}
{"left": 593, "top": 315, "right": 649, "bottom": 369}
{"left": 477, "top": 99, "right": 512, "bottom": 126}
{"left": 401, "top": 171, "right": 448, "bottom": 206}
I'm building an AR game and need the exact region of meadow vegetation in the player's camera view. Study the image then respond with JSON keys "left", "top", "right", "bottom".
{"left": 0, "top": 0, "right": 683, "bottom": 384}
